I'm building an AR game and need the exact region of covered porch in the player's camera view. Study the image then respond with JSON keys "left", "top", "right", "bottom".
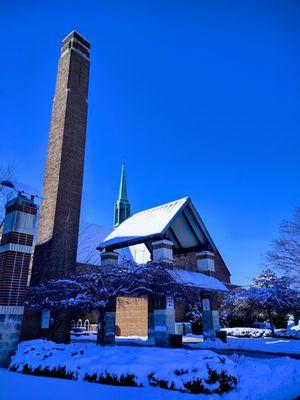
{"left": 97, "top": 197, "right": 229, "bottom": 347}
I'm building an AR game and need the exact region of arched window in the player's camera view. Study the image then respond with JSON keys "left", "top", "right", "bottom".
{"left": 84, "top": 319, "right": 90, "bottom": 332}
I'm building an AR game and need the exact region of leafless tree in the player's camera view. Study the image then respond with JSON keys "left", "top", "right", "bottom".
{"left": 266, "top": 207, "right": 300, "bottom": 286}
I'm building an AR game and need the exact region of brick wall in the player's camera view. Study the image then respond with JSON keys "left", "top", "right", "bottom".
{"left": 116, "top": 296, "right": 148, "bottom": 337}
{"left": 174, "top": 251, "right": 231, "bottom": 283}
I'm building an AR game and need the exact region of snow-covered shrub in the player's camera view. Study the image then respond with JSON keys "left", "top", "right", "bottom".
{"left": 10, "top": 364, "right": 76, "bottom": 380}
{"left": 149, "top": 358, "right": 237, "bottom": 394}
{"left": 84, "top": 371, "right": 140, "bottom": 387}
{"left": 10, "top": 340, "right": 238, "bottom": 394}
{"left": 222, "top": 326, "right": 300, "bottom": 339}
{"left": 222, "top": 327, "right": 271, "bottom": 338}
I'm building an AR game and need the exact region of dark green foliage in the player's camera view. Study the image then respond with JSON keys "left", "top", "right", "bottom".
{"left": 184, "top": 378, "right": 211, "bottom": 394}
{"left": 9, "top": 364, "right": 76, "bottom": 380}
{"left": 148, "top": 373, "right": 176, "bottom": 391}
{"left": 206, "top": 368, "right": 238, "bottom": 394}
{"left": 149, "top": 366, "right": 237, "bottom": 395}
{"left": 174, "top": 368, "right": 188, "bottom": 376}
{"left": 84, "top": 371, "right": 140, "bottom": 387}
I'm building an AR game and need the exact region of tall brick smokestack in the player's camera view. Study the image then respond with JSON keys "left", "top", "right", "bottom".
{"left": 32, "top": 31, "right": 90, "bottom": 283}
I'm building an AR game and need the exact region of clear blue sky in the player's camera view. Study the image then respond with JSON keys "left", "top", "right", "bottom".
{"left": 1, "top": 1, "right": 299, "bottom": 285}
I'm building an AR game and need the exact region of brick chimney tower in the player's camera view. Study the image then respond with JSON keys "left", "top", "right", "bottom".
{"left": 32, "top": 31, "right": 90, "bottom": 284}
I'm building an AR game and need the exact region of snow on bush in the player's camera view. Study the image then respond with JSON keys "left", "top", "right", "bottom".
{"left": 222, "top": 327, "right": 300, "bottom": 339}
{"left": 10, "top": 340, "right": 238, "bottom": 395}
{"left": 222, "top": 327, "right": 271, "bottom": 338}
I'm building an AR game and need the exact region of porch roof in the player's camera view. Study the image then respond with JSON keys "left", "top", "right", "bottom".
{"left": 168, "top": 268, "right": 228, "bottom": 292}
{"left": 99, "top": 197, "right": 217, "bottom": 256}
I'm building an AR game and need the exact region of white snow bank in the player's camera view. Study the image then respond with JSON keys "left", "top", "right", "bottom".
{"left": 188, "top": 336, "right": 300, "bottom": 354}
{"left": 10, "top": 340, "right": 237, "bottom": 395}
{"left": 222, "top": 327, "right": 300, "bottom": 340}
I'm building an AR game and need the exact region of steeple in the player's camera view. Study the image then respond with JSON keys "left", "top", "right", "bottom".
{"left": 118, "top": 162, "right": 128, "bottom": 201}
{"left": 114, "top": 163, "right": 131, "bottom": 227}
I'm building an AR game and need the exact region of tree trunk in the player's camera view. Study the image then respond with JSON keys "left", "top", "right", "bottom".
{"left": 97, "top": 309, "right": 106, "bottom": 346}
{"left": 267, "top": 309, "right": 275, "bottom": 337}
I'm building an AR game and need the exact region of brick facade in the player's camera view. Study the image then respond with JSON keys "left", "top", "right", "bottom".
{"left": 0, "top": 200, "right": 37, "bottom": 307}
{"left": 116, "top": 296, "right": 148, "bottom": 337}
{"left": 174, "top": 251, "right": 231, "bottom": 283}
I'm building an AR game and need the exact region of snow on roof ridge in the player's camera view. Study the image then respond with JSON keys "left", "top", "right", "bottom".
{"left": 133, "top": 196, "right": 190, "bottom": 216}
{"left": 100, "top": 197, "right": 191, "bottom": 249}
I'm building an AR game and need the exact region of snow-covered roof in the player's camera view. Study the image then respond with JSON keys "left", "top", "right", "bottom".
{"left": 76, "top": 222, "right": 111, "bottom": 265}
{"left": 100, "top": 197, "right": 189, "bottom": 249}
{"left": 76, "top": 222, "right": 151, "bottom": 266}
{"left": 1, "top": 179, "right": 40, "bottom": 198}
{"left": 168, "top": 269, "right": 228, "bottom": 292}
{"left": 98, "top": 197, "right": 231, "bottom": 282}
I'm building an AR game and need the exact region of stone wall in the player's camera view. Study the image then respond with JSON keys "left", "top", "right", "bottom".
{"left": 0, "top": 306, "right": 23, "bottom": 367}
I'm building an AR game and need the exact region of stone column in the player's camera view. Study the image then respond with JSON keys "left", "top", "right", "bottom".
{"left": 154, "top": 296, "right": 175, "bottom": 347}
{"left": 100, "top": 251, "right": 119, "bottom": 267}
{"left": 0, "top": 306, "right": 24, "bottom": 367}
{"left": 201, "top": 296, "right": 220, "bottom": 340}
{"left": 104, "top": 298, "right": 116, "bottom": 345}
{"left": 152, "top": 239, "right": 173, "bottom": 263}
{"left": 196, "top": 251, "right": 215, "bottom": 273}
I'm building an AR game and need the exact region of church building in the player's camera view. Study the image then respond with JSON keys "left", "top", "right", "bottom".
{"left": 89, "top": 162, "right": 231, "bottom": 342}
{"left": 17, "top": 31, "right": 232, "bottom": 346}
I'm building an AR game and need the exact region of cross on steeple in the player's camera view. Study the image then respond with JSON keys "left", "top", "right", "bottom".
{"left": 114, "top": 162, "right": 131, "bottom": 227}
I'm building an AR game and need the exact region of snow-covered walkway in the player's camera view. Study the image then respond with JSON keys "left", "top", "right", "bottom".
{"left": 1, "top": 353, "right": 300, "bottom": 400}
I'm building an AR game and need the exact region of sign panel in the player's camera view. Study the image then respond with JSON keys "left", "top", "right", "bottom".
{"left": 41, "top": 309, "right": 50, "bottom": 329}
{"left": 202, "top": 298, "right": 211, "bottom": 311}
{"left": 166, "top": 296, "right": 174, "bottom": 309}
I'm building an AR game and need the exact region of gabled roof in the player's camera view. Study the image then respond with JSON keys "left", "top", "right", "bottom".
{"left": 99, "top": 197, "right": 190, "bottom": 250}
{"left": 99, "top": 196, "right": 221, "bottom": 258}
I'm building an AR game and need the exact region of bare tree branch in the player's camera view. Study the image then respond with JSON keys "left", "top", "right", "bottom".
{"left": 266, "top": 207, "right": 300, "bottom": 285}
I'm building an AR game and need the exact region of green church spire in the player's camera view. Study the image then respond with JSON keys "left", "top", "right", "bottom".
{"left": 118, "top": 162, "right": 128, "bottom": 201}
{"left": 114, "top": 163, "right": 131, "bottom": 227}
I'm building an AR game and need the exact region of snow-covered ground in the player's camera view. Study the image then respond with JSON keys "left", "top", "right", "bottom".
{"left": 2, "top": 353, "right": 300, "bottom": 400}
{"left": 71, "top": 332, "right": 300, "bottom": 354}
{"left": 187, "top": 336, "right": 300, "bottom": 355}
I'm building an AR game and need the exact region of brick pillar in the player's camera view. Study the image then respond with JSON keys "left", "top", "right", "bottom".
{"left": 104, "top": 298, "right": 116, "bottom": 345}
{"left": 196, "top": 251, "right": 215, "bottom": 273}
{"left": 152, "top": 239, "right": 173, "bottom": 263}
{"left": 100, "top": 251, "right": 119, "bottom": 267}
{"left": 154, "top": 296, "right": 175, "bottom": 347}
{"left": 0, "top": 193, "right": 38, "bottom": 367}
{"left": 148, "top": 295, "right": 155, "bottom": 341}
